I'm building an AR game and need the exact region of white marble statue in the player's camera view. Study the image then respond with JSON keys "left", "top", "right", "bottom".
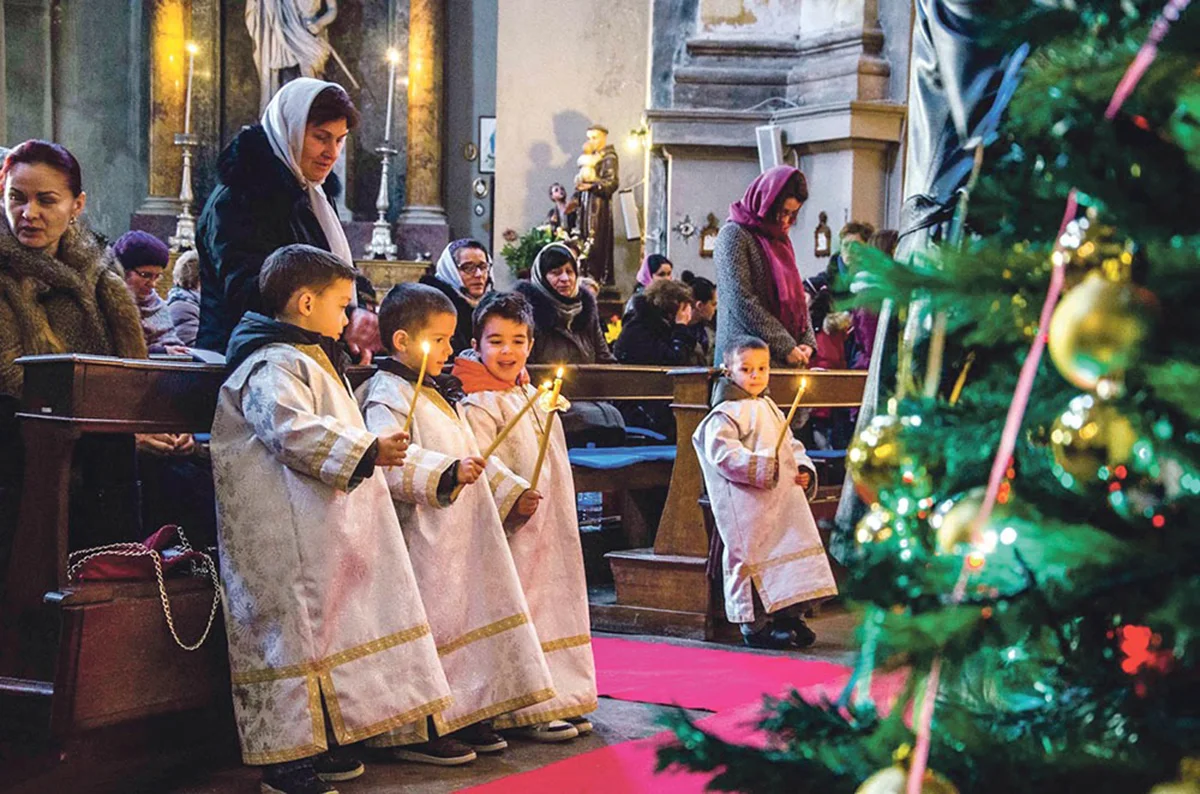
{"left": 245, "top": 0, "right": 340, "bottom": 113}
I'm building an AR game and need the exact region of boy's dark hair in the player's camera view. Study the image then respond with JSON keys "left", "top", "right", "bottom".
{"left": 379, "top": 282, "right": 456, "bottom": 353}
{"left": 472, "top": 291, "right": 535, "bottom": 340}
{"left": 644, "top": 278, "right": 693, "bottom": 320}
{"left": 259, "top": 244, "right": 358, "bottom": 317}
{"left": 723, "top": 335, "right": 769, "bottom": 366}
{"left": 307, "top": 85, "right": 361, "bottom": 131}
{"left": 839, "top": 220, "right": 875, "bottom": 241}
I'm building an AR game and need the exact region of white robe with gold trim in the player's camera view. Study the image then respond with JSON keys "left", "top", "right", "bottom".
{"left": 357, "top": 370, "right": 554, "bottom": 740}
{"left": 693, "top": 395, "right": 838, "bottom": 624}
{"left": 460, "top": 384, "right": 598, "bottom": 727}
{"left": 211, "top": 343, "right": 451, "bottom": 765}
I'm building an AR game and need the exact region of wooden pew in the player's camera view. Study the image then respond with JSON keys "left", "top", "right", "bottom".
{"left": 594, "top": 368, "right": 868, "bottom": 640}
{"left": 0, "top": 355, "right": 232, "bottom": 792}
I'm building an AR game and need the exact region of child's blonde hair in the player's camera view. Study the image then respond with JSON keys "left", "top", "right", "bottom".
{"left": 823, "top": 311, "right": 852, "bottom": 335}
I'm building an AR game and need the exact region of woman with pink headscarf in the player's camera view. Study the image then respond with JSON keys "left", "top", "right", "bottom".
{"left": 712, "top": 165, "right": 814, "bottom": 366}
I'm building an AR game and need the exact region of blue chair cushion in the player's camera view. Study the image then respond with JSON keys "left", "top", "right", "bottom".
{"left": 807, "top": 449, "right": 846, "bottom": 460}
{"left": 568, "top": 446, "right": 677, "bottom": 470}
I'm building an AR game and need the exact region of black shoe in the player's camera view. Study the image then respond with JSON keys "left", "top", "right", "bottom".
{"left": 261, "top": 763, "right": 337, "bottom": 794}
{"left": 775, "top": 615, "right": 818, "bottom": 649}
{"left": 741, "top": 624, "right": 796, "bottom": 650}
{"left": 453, "top": 721, "right": 508, "bottom": 753}
{"left": 385, "top": 736, "right": 478, "bottom": 766}
{"left": 312, "top": 748, "right": 365, "bottom": 782}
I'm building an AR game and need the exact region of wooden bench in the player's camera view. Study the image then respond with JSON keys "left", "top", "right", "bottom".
{"left": 592, "top": 367, "right": 868, "bottom": 640}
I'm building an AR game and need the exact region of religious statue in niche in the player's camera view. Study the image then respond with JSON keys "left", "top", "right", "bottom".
{"left": 574, "top": 124, "right": 619, "bottom": 285}
{"left": 699, "top": 213, "right": 720, "bottom": 258}
{"left": 545, "top": 182, "right": 579, "bottom": 234}
{"left": 814, "top": 211, "right": 831, "bottom": 257}
{"left": 246, "top": 0, "right": 347, "bottom": 113}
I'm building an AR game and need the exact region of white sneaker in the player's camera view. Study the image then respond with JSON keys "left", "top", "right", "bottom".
{"left": 508, "top": 720, "right": 579, "bottom": 743}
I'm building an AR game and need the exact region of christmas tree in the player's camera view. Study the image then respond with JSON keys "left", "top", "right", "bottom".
{"left": 659, "top": 2, "right": 1200, "bottom": 792}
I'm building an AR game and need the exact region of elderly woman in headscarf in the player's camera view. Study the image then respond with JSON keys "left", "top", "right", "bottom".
{"left": 421, "top": 238, "right": 493, "bottom": 358}
{"left": 515, "top": 242, "right": 623, "bottom": 445}
{"left": 113, "top": 230, "right": 188, "bottom": 354}
{"left": 713, "top": 165, "right": 815, "bottom": 367}
{"left": 195, "top": 77, "right": 380, "bottom": 361}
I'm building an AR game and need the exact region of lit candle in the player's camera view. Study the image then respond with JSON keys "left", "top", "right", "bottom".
{"left": 384, "top": 47, "right": 400, "bottom": 146}
{"left": 401, "top": 340, "right": 431, "bottom": 437}
{"left": 184, "top": 41, "right": 198, "bottom": 135}
{"left": 775, "top": 375, "right": 808, "bottom": 453}
{"left": 529, "top": 368, "right": 565, "bottom": 491}
{"left": 450, "top": 382, "right": 548, "bottom": 501}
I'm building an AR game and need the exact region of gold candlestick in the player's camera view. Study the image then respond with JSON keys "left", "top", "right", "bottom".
{"left": 775, "top": 375, "right": 808, "bottom": 453}
{"left": 401, "top": 341, "right": 431, "bottom": 437}
{"left": 529, "top": 368, "right": 564, "bottom": 491}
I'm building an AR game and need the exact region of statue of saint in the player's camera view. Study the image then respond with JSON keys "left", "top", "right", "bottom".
{"left": 574, "top": 124, "right": 619, "bottom": 285}
{"left": 245, "top": 0, "right": 340, "bottom": 113}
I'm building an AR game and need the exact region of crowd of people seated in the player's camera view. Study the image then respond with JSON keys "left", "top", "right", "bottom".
{"left": 0, "top": 75, "right": 888, "bottom": 794}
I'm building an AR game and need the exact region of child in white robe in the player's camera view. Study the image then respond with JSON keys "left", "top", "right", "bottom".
{"left": 357, "top": 283, "right": 562, "bottom": 764}
{"left": 693, "top": 335, "right": 838, "bottom": 650}
{"left": 211, "top": 245, "right": 452, "bottom": 794}
{"left": 455, "top": 291, "right": 598, "bottom": 739}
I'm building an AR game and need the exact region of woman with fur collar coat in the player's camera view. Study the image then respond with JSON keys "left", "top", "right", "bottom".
{"left": 513, "top": 243, "right": 616, "bottom": 366}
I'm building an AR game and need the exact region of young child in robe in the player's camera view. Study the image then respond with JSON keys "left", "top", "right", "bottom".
{"left": 211, "top": 244, "right": 451, "bottom": 794}
{"left": 455, "top": 291, "right": 598, "bottom": 739}
{"left": 356, "top": 283, "right": 562, "bottom": 764}
{"left": 694, "top": 335, "right": 838, "bottom": 650}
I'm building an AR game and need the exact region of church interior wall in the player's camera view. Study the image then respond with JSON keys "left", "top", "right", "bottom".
{"left": 493, "top": 0, "right": 650, "bottom": 292}
{"left": 443, "top": 0, "right": 497, "bottom": 248}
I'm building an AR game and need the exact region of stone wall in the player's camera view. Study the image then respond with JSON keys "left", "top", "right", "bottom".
{"left": 493, "top": 0, "right": 649, "bottom": 290}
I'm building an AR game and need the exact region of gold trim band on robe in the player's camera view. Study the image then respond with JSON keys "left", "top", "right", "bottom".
{"left": 742, "top": 546, "right": 827, "bottom": 576}
{"left": 492, "top": 698, "right": 599, "bottom": 730}
{"left": 753, "top": 582, "right": 838, "bottom": 614}
{"left": 540, "top": 634, "right": 592, "bottom": 654}
{"left": 231, "top": 623, "right": 433, "bottom": 685}
{"left": 434, "top": 687, "right": 558, "bottom": 735}
{"left": 435, "top": 613, "right": 530, "bottom": 658}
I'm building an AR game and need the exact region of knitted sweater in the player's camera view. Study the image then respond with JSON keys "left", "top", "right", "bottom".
{"left": 713, "top": 222, "right": 816, "bottom": 366}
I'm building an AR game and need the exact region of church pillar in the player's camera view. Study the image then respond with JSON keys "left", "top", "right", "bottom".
{"left": 131, "top": 0, "right": 190, "bottom": 241}
{"left": 395, "top": 0, "right": 449, "bottom": 260}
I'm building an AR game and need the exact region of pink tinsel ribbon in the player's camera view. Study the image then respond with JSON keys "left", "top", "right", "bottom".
{"left": 907, "top": 3, "right": 1190, "bottom": 791}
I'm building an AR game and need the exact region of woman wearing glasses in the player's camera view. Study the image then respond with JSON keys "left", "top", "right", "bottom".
{"left": 113, "top": 230, "right": 189, "bottom": 355}
{"left": 423, "top": 238, "right": 494, "bottom": 359}
{"left": 713, "top": 165, "right": 815, "bottom": 367}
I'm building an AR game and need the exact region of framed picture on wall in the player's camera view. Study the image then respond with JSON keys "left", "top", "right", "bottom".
{"left": 479, "top": 116, "right": 497, "bottom": 174}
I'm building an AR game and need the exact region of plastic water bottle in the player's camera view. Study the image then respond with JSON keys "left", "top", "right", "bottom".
{"left": 576, "top": 491, "right": 603, "bottom": 530}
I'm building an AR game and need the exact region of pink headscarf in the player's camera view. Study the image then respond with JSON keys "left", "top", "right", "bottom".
{"left": 727, "top": 165, "right": 810, "bottom": 342}
{"left": 636, "top": 253, "right": 671, "bottom": 288}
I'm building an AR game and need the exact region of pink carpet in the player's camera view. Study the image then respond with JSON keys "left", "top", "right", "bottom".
{"left": 593, "top": 635, "right": 850, "bottom": 711}
{"left": 467, "top": 637, "right": 910, "bottom": 793}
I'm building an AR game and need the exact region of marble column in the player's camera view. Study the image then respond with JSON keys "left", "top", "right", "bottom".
{"left": 131, "top": 0, "right": 189, "bottom": 241}
{"left": 396, "top": 0, "right": 449, "bottom": 260}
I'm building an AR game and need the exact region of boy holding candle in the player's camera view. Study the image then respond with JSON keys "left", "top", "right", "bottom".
{"left": 455, "top": 292, "right": 598, "bottom": 738}
{"left": 356, "top": 283, "right": 565, "bottom": 762}
{"left": 211, "top": 245, "right": 451, "bottom": 794}
{"left": 693, "top": 335, "right": 838, "bottom": 650}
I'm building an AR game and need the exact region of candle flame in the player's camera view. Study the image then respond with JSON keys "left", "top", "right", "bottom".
{"left": 420, "top": 341, "right": 431, "bottom": 354}
{"left": 555, "top": 367, "right": 565, "bottom": 378}
{"left": 185, "top": 41, "right": 199, "bottom": 55}
{"left": 541, "top": 381, "right": 552, "bottom": 391}
{"left": 386, "top": 47, "right": 401, "bottom": 65}
{"left": 801, "top": 376, "right": 808, "bottom": 389}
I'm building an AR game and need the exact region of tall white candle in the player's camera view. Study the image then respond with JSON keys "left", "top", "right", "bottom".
{"left": 184, "top": 42, "right": 198, "bottom": 135}
{"left": 384, "top": 48, "right": 400, "bottom": 145}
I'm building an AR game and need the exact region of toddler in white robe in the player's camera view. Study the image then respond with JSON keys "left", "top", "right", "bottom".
{"left": 454, "top": 291, "right": 598, "bottom": 740}
{"left": 211, "top": 245, "right": 451, "bottom": 794}
{"left": 358, "top": 283, "right": 561, "bottom": 764}
{"left": 693, "top": 335, "right": 838, "bottom": 650}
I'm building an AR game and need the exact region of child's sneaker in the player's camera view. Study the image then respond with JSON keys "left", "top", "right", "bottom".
{"left": 774, "top": 614, "right": 818, "bottom": 649}
{"left": 385, "top": 736, "right": 478, "bottom": 766}
{"left": 261, "top": 762, "right": 337, "bottom": 794}
{"left": 312, "top": 748, "right": 365, "bottom": 782}
{"left": 565, "top": 716, "right": 594, "bottom": 735}
{"left": 740, "top": 623, "right": 796, "bottom": 650}
{"left": 507, "top": 720, "right": 579, "bottom": 743}
{"left": 453, "top": 721, "right": 508, "bottom": 753}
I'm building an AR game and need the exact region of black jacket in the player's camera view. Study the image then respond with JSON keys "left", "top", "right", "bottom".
{"left": 514, "top": 281, "right": 616, "bottom": 365}
{"left": 419, "top": 275, "right": 476, "bottom": 358}
{"left": 613, "top": 294, "right": 703, "bottom": 367}
{"left": 195, "top": 124, "right": 342, "bottom": 353}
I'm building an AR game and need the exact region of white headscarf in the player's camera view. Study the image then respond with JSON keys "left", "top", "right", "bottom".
{"left": 434, "top": 238, "right": 493, "bottom": 308}
{"left": 261, "top": 77, "right": 354, "bottom": 268}
{"left": 531, "top": 242, "right": 583, "bottom": 326}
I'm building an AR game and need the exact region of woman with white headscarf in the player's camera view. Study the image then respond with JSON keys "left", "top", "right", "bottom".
{"left": 420, "top": 238, "right": 493, "bottom": 357}
{"left": 196, "top": 77, "right": 380, "bottom": 359}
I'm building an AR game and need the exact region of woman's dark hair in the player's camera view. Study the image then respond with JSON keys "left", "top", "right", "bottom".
{"left": 1, "top": 140, "right": 83, "bottom": 196}
{"left": 869, "top": 228, "right": 899, "bottom": 257}
{"left": 537, "top": 244, "right": 576, "bottom": 278}
{"left": 473, "top": 291, "right": 535, "bottom": 339}
{"left": 452, "top": 239, "right": 490, "bottom": 265}
{"left": 644, "top": 278, "right": 693, "bottom": 320}
{"left": 680, "top": 270, "right": 715, "bottom": 303}
{"left": 768, "top": 171, "right": 809, "bottom": 217}
{"left": 307, "top": 85, "right": 361, "bottom": 131}
{"left": 645, "top": 253, "right": 672, "bottom": 275}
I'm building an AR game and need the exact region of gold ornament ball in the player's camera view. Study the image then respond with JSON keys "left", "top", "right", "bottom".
{"left": 929, "top": 487, "right": 986, "bottom": 554}
{"left": 1052, "top": 213, "right": 1136, "bottom": 290}
{"left": 855, "top": 506, "right": 907, "bottom": 546}
{"left": 847, "top": 413, "right": 931, "bottom": 505}
{"left": 856, "top": 765, "right": 959, "bottom": 794}
{"left": 1048, "top": 271, "right": 1156, "bottom": 392}
{"left": 1050, "top": 394, "right": 1138, "bottom": 492}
